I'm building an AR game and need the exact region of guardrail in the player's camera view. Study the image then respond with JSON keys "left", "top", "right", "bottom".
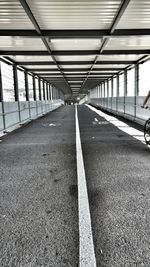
{"left": 0, "top": 99, "right": 64, "bottom": 135}
{"left": 89, "top": 96, "right": 150, "bottom": 126}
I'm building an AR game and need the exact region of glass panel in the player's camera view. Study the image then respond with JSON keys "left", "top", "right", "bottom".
{"left": 139, "top": 60, "right": 150, "bottom": 96}
{"left": 105, "top": 81, "right": 108, "bottom": 97}
{"left": 127, "top": 68, "right": 135, "bottom": 96}
{"left": 98, "top": 85, "right": 100, "bottom": 98}
{"left": 40, "top": 80, "right": 43, "bottom": 100}
{"left": 100, "top": 84, "right": 102, "bottom": 97}
{"left": 108, "top": 79, "right": 112, "bottom": 97}
{"left": 119, "top": 73, "right": 124, "bottom": 96}
{"left": 113, "top": 77, "right": 117, "bottom": 97}
{"left": 50, "top": 84, "right": 52, "bottom": 100}
{"left": 45, "top": 83, "right": 48, "bottom": 100}
{"left": 35, "top": 77, "right": 39, "bottom": 100}
{"left": 28, "top": 74, "right": 34, "bottom": 100}
{"left": 47, "top": 84, "right": 50, "bottom": 100}
{"left": 102, "top": 83, "right": 104, "bottom": 97}
{"left": 1, "top": 61, "right": 15, "bottom": 101}
{"left": 17, "top": 69, "right": 26, "bottom": 101}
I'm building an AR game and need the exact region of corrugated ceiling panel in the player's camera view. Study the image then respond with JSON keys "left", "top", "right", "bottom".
{"left": 27, "top": 0, "right": 121, "bottom": 29}
{"left": 97, "top": 55, "right": 142, "bottom": 61}
{"left": 27, "top": 65, "right": 58, "bottom": 69}
{"left": 9, "top": 55, "right": 53, "bottom": 62}
{"left": 0, "top": 37, "right": 46, "bottom": 50}
{"left": 0, "top": 0, "right": 34, "bottom": 29}
{"left": 50, "top": 39, "right": 102, "bottom": 51}
{"left": 105, "top": 36, "right": 150, "bottom": 50}
{"left": 116, "top": 0, "right": 150, "bottom": 29}
{"left": 94, "top": 64, "right": 128, "bottom": 68}
{"left": 55, "top": 55, "right": 96, "bottom": 61}
{"left": 91, "top": 70, "right": 118, "bottom": 73}
{"left": 59, "top": 64, "right": 92, "bottom": 68}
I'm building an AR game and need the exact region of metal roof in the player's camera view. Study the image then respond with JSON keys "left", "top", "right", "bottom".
{"left": 0, "top": 0, "right": 150, "bottom": 99}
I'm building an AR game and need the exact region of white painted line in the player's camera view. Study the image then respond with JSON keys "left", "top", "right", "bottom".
{"left": 75, "top": 105, "right": 97, "bottom": 267}
{"left": 86, "top": 104, "right": 145, "bottom": 144}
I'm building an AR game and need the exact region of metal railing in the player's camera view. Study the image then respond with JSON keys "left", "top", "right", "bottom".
{"left": 0, "top": 99, "right": 64, "bottom": 134}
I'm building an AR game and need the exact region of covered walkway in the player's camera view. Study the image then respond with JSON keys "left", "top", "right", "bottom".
{"left": 0, "top": 1, "right": 150, "bottom": 267}
{"left": 0, "top": 105, "right": 150, "bottom": 266}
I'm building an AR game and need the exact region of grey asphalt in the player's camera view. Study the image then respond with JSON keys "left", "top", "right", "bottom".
{"left": 78, "top": 105, "right": 150, "bottom": 267}
{"left": 0, "top": 106, "right": 78, "bottom": 267}
{"left": 1, "top": 104, "right": 150, "bottom": 267}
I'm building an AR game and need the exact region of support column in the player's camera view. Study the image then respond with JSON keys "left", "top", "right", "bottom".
{"left": 116, "top": 74, "right": 119, "bottom": 112}
{"left": 46, "top": 82, "right": 49, "bottom": 100}
{"left": 107, "top": 80, "right": 109, "bottom": 108}
{"left": 33, "top": 75, "right": 36, "bottom": 101}
{"left": 13, "top": 64, "right": 21, "bottom": 122}
{"left": 0, "top": 62, "right": 6, "bottom": 130}
{"left": 38, "top": 78, "right": 41, "bottom": 100}
{"left": 39, "top": 79, "right": 43, "bottom": 113}
{"left": 33, "top": 75, "right": 37, "bottom": 115}
{"left": 25, "top": 71, "right": 31, "bottom": 118}
{"left": 124, "top": 69, "right": 127, "bottom": 114}
{"left": 25, "top": 71, "right": 29, "bottom": 101}
{"left": 111, "top": 78, "right": 113, "bottom": 110}
{"left": 43, "top": 80, "right": 46, "bottom": 100}
{"left": 134, "top": 64, "right": 139, "bottom": 119}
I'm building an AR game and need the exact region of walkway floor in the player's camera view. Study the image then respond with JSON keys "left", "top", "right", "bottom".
{"left": 0, "top": 105, "right": 150, "bottom": 267}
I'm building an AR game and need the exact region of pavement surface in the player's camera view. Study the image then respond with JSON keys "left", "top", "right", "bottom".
{"left": 0, "top": 106, "right": 78, "bottom": 267}
{"left": 0, "top": 104, "right": 150, "bottom": 267}
{"left": 78, "top": 105, "right": 150, "bottom": 267}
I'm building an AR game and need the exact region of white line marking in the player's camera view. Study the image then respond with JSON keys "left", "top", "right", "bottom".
{"left": 86, "top": 104, "right": 145, "bottom": 144}
{"left": 75, "top": 105, "right": 97, "bottom": 267}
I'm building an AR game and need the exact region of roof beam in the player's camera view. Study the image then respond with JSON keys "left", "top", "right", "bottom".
{"left": 31, "top": 67, "right": 123, "bottom": 72}
{"left": 39, "top": 72, "right": 115, "bottom": 76}
{"left": 17, "top": 60, "right": 135, "bottom": 66}
{"left": 110, "top": 0, "right": 131, "bottom": 33}
{"left": 102, "top": 50, "right": 150, "bottom": 55}
{"left": 1, "top": 29, "right": 150, "bottom": 37}
{"left": 1, "top": 50, "right": 150, "bottom": 56}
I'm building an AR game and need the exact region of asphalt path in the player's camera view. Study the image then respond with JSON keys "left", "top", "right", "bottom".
{"left": 0, "top": 106, "right": 78, "bottom": 267}
{"left": 0, "top": 104, "right": 150, "bottom": 267}
{"left": 78, "top": 105, "right": 150, "bottom": 267}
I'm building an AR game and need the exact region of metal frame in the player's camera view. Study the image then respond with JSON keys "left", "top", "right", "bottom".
{"left": 19, "top": 0, "right": 71, "bottom": 93}
{"left": 31, "top": 68, "right": 124, "bottom": 72}
{"left": 14, "top": 64, "right": 22, "bottom": 121}
{"left": 81, "top": 0, "right": 131, "bottom": 91}
{"left": 1, "top": 50, "right": 150, "bottom": 56}
{"left": 24, "top": 70, "right": 29, "bottom": 101}
{"left": 13, "top": 65, "right": 19, "bottom": 101}
{"left": 0, "top": 62, "right": 6, "bottom": 130}
{"left": 0, "top": 29, "right": 150, "bottom": 38}
{"left": 32, "top": 75, "right": 36, "bottom": 101}
{"left": 0, "top": 0, "right": 149, "bottom": 101}
{"left": 16, "top": 60, "right": 136, "bottom": 66}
